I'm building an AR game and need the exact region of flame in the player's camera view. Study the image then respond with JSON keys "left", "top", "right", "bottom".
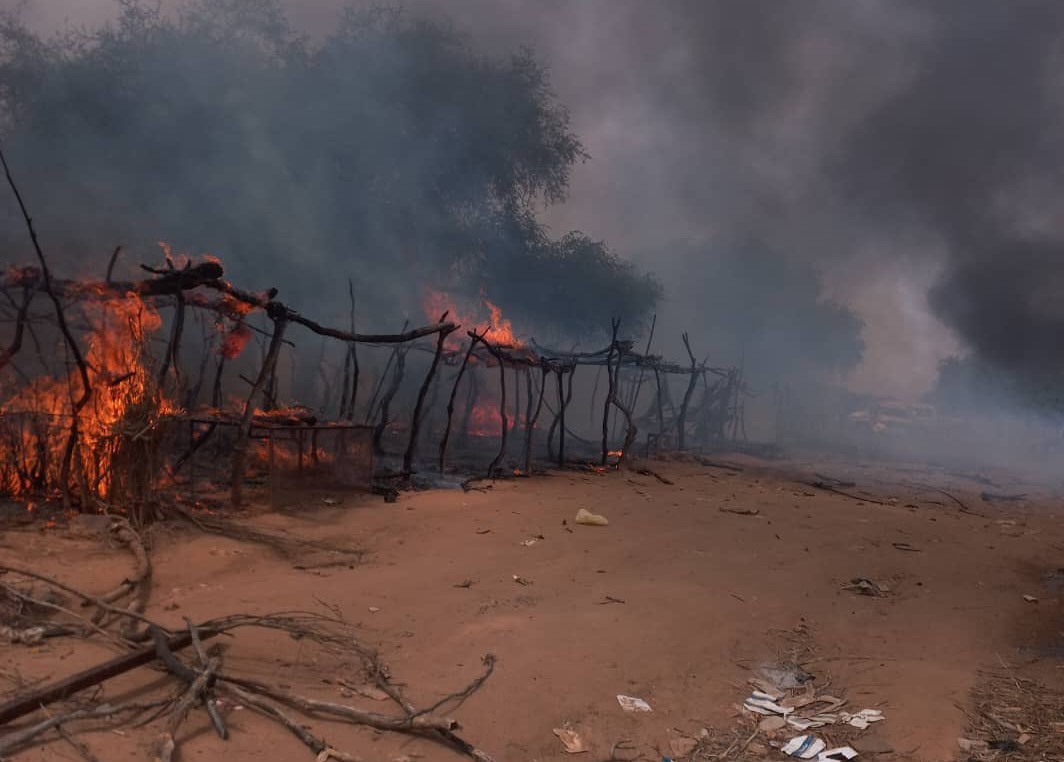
{"left": 219, "top": 322, "right": 253, "bottom": 359}
{"left": 422, "top": 289, "right": 524, "bottom": 348}
{"left": 607, "top": 450, "right": 623, "bottom": 458}
{"left": 0, "top": 291, "right": 179, "bottom": 500}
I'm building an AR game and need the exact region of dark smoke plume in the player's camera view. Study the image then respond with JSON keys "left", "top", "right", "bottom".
{"left": 0, "top": 0, "right": 659, "bottom": 340}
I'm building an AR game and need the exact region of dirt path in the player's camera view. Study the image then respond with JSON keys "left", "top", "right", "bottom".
{"left": 2, "top": 457, "right": 1062, "bottom": 761}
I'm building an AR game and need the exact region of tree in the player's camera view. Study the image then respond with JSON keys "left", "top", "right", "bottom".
{"left": 0, "top": 1, "right": 657, "bottom": 334}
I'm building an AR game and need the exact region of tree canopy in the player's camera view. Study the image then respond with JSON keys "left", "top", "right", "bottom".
{"left": 0, "top": 0, "right": 657, "bottom": 335}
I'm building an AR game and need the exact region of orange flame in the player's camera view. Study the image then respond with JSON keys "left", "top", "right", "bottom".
{"left": 422, "top": 289, "right": 524, "bottom": 348}
{"left": 0, "top": 291, "right": 179, "bottom": 499}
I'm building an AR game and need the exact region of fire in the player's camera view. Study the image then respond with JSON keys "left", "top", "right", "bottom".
{"left": 464, "top": 400, "right": 533, "bottom": 438}
{"left": 607, "top": 450, "right": 623, "bottom": 458}
{"left": 0, "top": 291, "right": 179, "bottom": 501}
{"left": 422, "top": 289, "right": 524, "bottom": 348}
{"left": 467, "top": 403, "right": 505, "bottom": 437}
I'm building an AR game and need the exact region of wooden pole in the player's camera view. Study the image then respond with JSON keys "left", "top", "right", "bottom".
{"left": 403, "top": 315, "right": 454, "bottom": 474}
{"left": 677, "top": 332, "right": 700, "bottom": 452}
{"left": 439, "top": 335, "right": 478, "bottom": 472}
{"left": 231, "top": 309, "right": 287, "bottom": 507}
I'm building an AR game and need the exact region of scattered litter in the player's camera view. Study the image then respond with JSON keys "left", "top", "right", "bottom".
{"left": 475, "top": 529, "right": 492, "bottom": 535}
{"left": 1023, "top": 594, "right": 1039, "bottom": 603}
{"left": 782, "top": 735, "right": 826, "bottom": 759}
{"left": 367, "top": 606, "right": 381, "bottom": 613}
{"left": 597, "top": 595, "right": 626, "bottom": 605}
{"left": 552, "top": 728, "right": 589, "bottom": 754}
{"left": 616, "top": 694, "right": 652, "bottom": 713}
{"left": 891, "top": 542, "right": 921, "bottom": 552}
{"left": 820, "top": 747, "right": 859, "bottom": 761}
{"left": 668, "top": 735, "right": 699, "bottom": 758}
{"left": 512, "top": 575, "right": 532, "bottom": 586}
{"left": 519, "top": 535, "right": 544, "bottom": 547}
{"left": 786, "top": 716, "right": 834, "bottom": 731}
{"left": 744, "top": 691, "right": 793, "bottom": 716}
{"left": 744, "top": 685, "right": 879, "bottom": 735}
{"left": 575, "top": 508, "right": 609, "bottom": 526}
{"left": 453, "top": 579, "right": 475, "bottom": 589}
{"left": 748, "top": 679, "right": 784, "bottom": 700}
{"left": 843, "top": 578, "right": 890, "bottom": 597}
{"left": 321, "top": 497, "right": 339, "bottom": 506}
{"left": 720, "top": 506, "right": 760, "bottom": 516}
{"left": 843, "top": 709, "right": 884, "bottom": 729}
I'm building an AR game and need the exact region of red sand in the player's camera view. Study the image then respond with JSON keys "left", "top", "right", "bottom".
{"left": 2, "top": 455, "right": 1062, "bottom": 761}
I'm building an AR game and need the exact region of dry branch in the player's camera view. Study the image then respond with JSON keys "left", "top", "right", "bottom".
{"left": 0, "top": 699, "right": 171, "bottom": 757}
{"left": 0, "top": 627, "right": 215, "bottom": 726}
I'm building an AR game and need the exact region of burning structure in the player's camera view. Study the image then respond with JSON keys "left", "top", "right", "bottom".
{"left": 0, "top": 168, "right": 744, "bottom": 524}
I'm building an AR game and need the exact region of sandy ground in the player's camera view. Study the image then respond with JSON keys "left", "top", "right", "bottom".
{"left": 1, "top": 454, "right": 1062, "bottom": 762}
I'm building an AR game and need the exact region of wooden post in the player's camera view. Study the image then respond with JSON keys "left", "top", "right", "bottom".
{"left": 231, "top": 308, "right": 287, "bottom": 507}
{"left": 439, "top": 334, "right": 478, "bottom": 473}
{"left": 403, "top": 316, "right": 454, "bottom": 475}
{"left": 677, "top": 332, "right": 700, "bottom": 452}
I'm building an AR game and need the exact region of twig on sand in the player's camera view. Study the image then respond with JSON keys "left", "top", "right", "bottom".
{"left": 806, "top": 481, "right": 888, "bottom": 506}
{"left": 0, "top": 700, "right": 171, "bottom": 757}
{"left": 634, "top": 467, "right": 674, "bottom": 485}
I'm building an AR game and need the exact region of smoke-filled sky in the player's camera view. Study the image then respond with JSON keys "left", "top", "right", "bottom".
{"left": 17, "top": 0, "right": 1064, "bottom": 400}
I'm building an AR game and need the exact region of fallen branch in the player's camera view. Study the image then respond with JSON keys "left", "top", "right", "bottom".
{"left": 0, "top": 699, "right": 171, "bottom": 757}
{"left": 981, "top": 491, "right": 1027, "bottom": 503}
{"left": 634, "top": 467, "right": 673, "bottom": 485}
{"left": 218, "top": 675, "right": 459, "bottom": 732}
{"left": 217, "top": 682, "right": 365, "bottom": 762}
{"left": 806, "top": 481, "right": 888, "bottom": 506}
{"left": 0, "top": 628, "right": 215, "bottom": 726}
{"left": 0, "top": 564, "right": 167, "bottom": 638}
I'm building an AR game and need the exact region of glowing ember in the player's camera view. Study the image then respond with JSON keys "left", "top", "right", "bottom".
{"left": 607, "top": 450, "right": 623, "bottom": 458}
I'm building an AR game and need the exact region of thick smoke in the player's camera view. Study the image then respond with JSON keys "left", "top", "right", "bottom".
{"left": 396, "top": 1, "right": 1064, "bottom": 399}
{"left": 14, "top": 0, "right": 1064, "bottom": 408}
{"left": 0, "top": 0, "right": 659, "bottom": 341}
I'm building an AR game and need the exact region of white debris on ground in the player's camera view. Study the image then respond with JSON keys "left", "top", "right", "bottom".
{"left": 740, "top": 668, "right": 885, "bottom": 760}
